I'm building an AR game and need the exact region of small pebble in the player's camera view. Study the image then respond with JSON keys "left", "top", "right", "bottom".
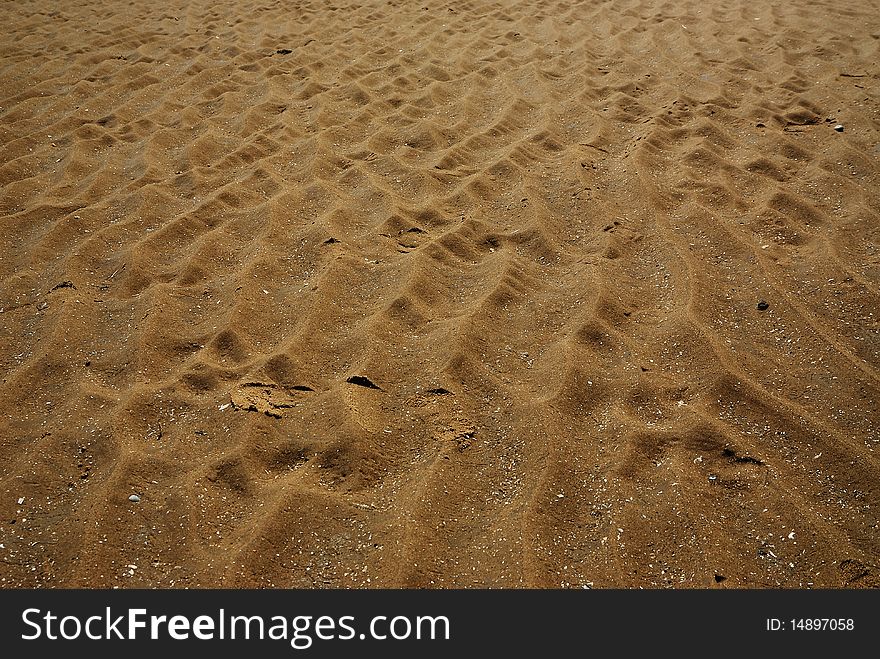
{"left": 128, "top": 494, "right": 141, "bottom": 503}
{"left": 834, "top": 124, "right": 844, "bottom": 132}
{"left": 757, "top": 300, "right": 770, "bottom": 311}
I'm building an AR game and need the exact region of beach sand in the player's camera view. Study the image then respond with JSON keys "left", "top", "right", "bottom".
{"left": 1, "top": 0, "right": 878, "bottom": 588}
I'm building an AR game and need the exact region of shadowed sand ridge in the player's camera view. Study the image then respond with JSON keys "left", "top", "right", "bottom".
{"left": 1, "top": 0, "right": 878, "bottom": 588}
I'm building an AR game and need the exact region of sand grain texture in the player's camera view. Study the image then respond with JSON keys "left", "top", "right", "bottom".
{"left": 1, "top": 0, "right": 879, "bottom": 588}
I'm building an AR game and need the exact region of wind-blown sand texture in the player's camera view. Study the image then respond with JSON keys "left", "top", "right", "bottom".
{"left": 1, "top": 0, "right": 878, "bottom": 588}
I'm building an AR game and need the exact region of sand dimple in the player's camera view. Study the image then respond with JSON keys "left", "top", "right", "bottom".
{"left": 1, "top": 0, "right": 878, "bottom": 589}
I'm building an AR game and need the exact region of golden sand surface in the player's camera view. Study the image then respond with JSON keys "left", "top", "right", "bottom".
{"left": 0, "top": 0, "right": 878, "bottom": 588}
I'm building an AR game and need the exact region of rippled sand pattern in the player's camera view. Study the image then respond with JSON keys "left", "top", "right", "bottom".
{"left": 1, "top": 0, "right": 878, "bottom": 587}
